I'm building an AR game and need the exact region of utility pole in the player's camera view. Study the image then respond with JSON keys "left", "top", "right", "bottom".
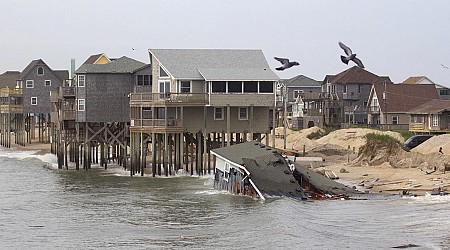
{"left": 283, "top": 84, "right": 287, "bottom": 149}
{"left": 383, "top": 80, "right": 387, "bottom": 129}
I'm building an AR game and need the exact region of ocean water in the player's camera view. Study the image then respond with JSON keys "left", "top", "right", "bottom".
{"left": 0, "top": 147, "right": 449, "bottom": 250}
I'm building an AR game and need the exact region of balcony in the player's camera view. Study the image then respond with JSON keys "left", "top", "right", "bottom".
{"left": 342, "top": 92, "right": 360, "bottom": 100}
{"left": 0, "top": 104, "right": 23, "bottom": 113}
{"left": 62, "top": 86, "right": 76, "bottom": 97}
{"left": 130, "top": 93, "right": 208, "bottom": 107}
{"left": 0, "top": 88, "right": 22, "bottom": 97}
{"left": 63, "top": 110, "right": 76, "bottom": 120}
{"left": 130, "top": 118, "right": 183, "bottom": 133}
{"left": 367, "top": 106, "right": 380, "bottom": 114}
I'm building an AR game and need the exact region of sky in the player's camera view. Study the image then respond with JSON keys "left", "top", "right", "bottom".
{"left": 1, "top": 0, "right": 449, "bottom": 86}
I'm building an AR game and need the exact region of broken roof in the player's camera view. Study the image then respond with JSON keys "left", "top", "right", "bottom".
{"left": 76, "top": 56, "right": 148, "bottom": 74}
{"left": 326, "top": 66, "right": 392, "bottom": 85}
{"left": 149, "top": 49, "right": 279, "bottom": 81}
{"left": 211, "top": 141, "right": 280, "bottom": 165}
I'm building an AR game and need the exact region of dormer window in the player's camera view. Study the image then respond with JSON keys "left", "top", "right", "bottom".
{"left": 37, "top": 67, "right": 44, "bottom": 75}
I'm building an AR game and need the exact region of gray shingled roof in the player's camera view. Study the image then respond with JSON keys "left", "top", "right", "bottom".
{"left": 0, "top": 71, "right": 20, "bottom": 88}
{"left": 211, "top": 141, "right": 279, "bottom": 165}
{"left": 76, "top": 56, "right": 147, "bottom": 74}
{"left": 149, "top": 49, "right": 279, "bottom": 81}
{"left": 19, "top": 59, "right": 45, "bottom": 79}
{"left": 284, "top": 75, "right": 321, "bottom": 87}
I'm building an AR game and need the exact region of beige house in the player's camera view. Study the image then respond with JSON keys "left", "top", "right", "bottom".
{"left": 129, "top": 49, "right": 280, "bottom": 176}
{"left": 409, "top": 99, "right": 450, "bottom": 133}
{"left": 367, "top": 83, "right": 439, "bottom": 130}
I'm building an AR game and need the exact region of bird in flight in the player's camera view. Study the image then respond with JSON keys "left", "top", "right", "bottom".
{"left": 274, "top": 57, "right": 300, "bottom": 71}
{"left": 338, "top": 41, "right": 364, "bottom": 68}
{"left": 441, "top": 64, "right": 449, "bottom": 69}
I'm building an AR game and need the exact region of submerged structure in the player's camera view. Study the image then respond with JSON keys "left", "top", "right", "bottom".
{"left": 211, "top": 141, "right": 360, "bottom": 200}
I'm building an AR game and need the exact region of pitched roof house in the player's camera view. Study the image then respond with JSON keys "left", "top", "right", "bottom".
{"left": 75, "top": 56, "right": 150, "bottom": 123}
{"left": 403, "top": 76, "right": 450, "bottom": 100}
{"left": 408, "top": 99, "right": 450, "bottom": 132}
{"left": 18, "top": 59, "right": 69, "bottom": 114}
{"left": 322, "top": 66, "right": 392, "bottom": 127}
{"left": 367, "top": 83, "right": 439, "bottom": 128}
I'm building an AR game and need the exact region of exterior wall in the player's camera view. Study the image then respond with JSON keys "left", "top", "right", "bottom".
{"left": 209, "top": 93, "right": 274, "bottom": 107}
{"left": 287, "top": 86, "right": 320, "bottom": 103}
{"left": 191, "top": 80, "right": 205, "bottom": 93}
{"left": 77, "top": 73, "right": 133, "bottom": 122}
{"left": 23, "top": 65, "right": 63, "bottom": 114}
{"left": 133, "top": 66, "right": 152, "bottom": 93}
{"left": 183, "top": 106, "right": 270, "bottom": 133}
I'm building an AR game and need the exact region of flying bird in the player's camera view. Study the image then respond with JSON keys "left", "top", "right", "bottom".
{"left": 441, "top": 64, "right": 449, "bottom": 69}
{"left": 338, "top": 41, "right": 364, "bottom": 68}
{"left": 274, "top": 57, "right": 300, "bottom": 71}
{"left": 132, "top": 47, "right": 137, "bottom": 51}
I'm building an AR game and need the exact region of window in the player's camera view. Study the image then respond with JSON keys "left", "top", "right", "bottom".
{"left": 244, "top": 81, "right": 258, "bottom": 93}
{"left": 78, "top": 75, "right": 85, "bottom": 87}
{"left": 228, "top": 81, "right": 242, "bottom": 93}
{"left": 26, "top": 80, "right": 34, "bottom": 88}
{"left": 77, "top": 99, "right": 85, "bottom": 111}
{"left": 214, "top": 107, "right": 224, "bottom": 120}
{"left": 37, "top": 67, "right": 44, "bottom": 75}
{"left": 31, "top": 97, "right": 37, "bottom": 105}
{"left": 440, "top": 89, "right": 450, "bottom": 95}
{"left": 45, "top": 80, "right": 51, "bottom": 86}
{"left": 180, "top": 80, "right": 191, "bottom": 93}
{"left": 432, "top": 114, "right": 438, "bottom": 127}
{"left": 137, "top": 75, "right": 150, "bottom": 86}
{"left": 343, "top": 85, "right": 347, "bottom": 94}
{"left": 293, "top": 90, "right": 304, "bottom": 99}
{"left": 392, "top": 116, "right": 398, "bottom": 125}
{"left": 259, "top": 81, "right": 273, "bottom": 93}
{"left": 159, "top": 80, "right": 170, "bottom": 93}
{"left": 159, "top": 66, "right": 169, "bottom": 77}
{"left": 212, "top": 81, "right": 226, "bottom": 93}
{"left": 239, "top": 107, "right": 248, "bottom": 120}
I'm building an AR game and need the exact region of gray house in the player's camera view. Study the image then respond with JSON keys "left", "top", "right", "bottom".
{"left": 129, "top": 48, "right": 280, "bottom": 176}
{"left": 75, "top": 56, "right": 151, "bottom": 123}
{"left": 17, "top": 59, "right": 68, "bottom": 143}
{"left": 19, "top": 59, "right": 68, "bottom": 115}
{"left": 322, "top": 66, "right": 392, "bottom": 127}
{"left": 280, "top": 75, "right": 322, "bottom": 129}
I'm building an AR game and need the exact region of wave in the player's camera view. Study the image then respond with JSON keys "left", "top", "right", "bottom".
{"left": 0, "top": 147, "right": 58, "bottom": 169}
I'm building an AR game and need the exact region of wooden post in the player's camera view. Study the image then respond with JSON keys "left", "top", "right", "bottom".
{"left": 227, "top": 105, "right": 231, "bottom": 146}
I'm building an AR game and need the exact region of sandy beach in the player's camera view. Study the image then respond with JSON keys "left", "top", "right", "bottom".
{"left": 272, "top": 127, "right": 450, "bottom": 196}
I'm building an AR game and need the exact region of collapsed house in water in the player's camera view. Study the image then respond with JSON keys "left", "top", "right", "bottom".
{"left": 211, "top": 141, "right": 361, "bottom": 200}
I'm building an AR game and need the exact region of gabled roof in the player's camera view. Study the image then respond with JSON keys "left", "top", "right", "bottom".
{"left": 19, "top": 59, "right": 47, "bottom": 79}
{"left": 0, "top": 71, "right": 20, "bottom": 88}
{"left": 408, "top": 99, "right": 450, "bottom": 114}
{"left": 284, "top": 75, "right": 321, "bottom": 87}
{"left": 402, "top": 76, "right": 430, "bottom": 85}
{"left": 82, "top": 53, "right": 110, "bottom": 65}
{"left": 76, "top": 56, "right": 147, "bottom": 74}
{"left": 149, "top": 49, "right": 279, "bottom": 81}
{"left": 372, "top": 83, "right": 439, "bottom": 113}
{"left": 325, "top": 66, "right": 392, "bottom": 85}
{"left": 18, "top": 59, "right": 68, "bottom": 82}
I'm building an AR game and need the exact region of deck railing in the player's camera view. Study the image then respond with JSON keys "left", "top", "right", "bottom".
{"left": 62, "top": 86, "right": 76, "bottom": 96}
{"left": 130, "top": 93, "right": 208, "bottom": 105}
{"left": 0, "top": 104, "right": 23, "bottom": 112}
{"left": 131, "top": 118, "right": 181, "bottom": 128}
{"left": 63, "top": 110, "right": 76, "bottom": 120}
{"left": 0, "top": 88, "right": 22, "bottom": 96}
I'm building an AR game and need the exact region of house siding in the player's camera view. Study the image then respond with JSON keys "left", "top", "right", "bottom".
{"left": 23, "top": 64, "right": 63, "bottom": 114}
{"left": 79, "top": 73, "right": 134, "bottom": 122}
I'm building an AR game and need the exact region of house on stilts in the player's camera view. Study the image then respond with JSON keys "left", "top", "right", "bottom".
{"left": 51, "top": 54, "right": 151, "bottom": 170}
{"left": 128, "top": 49, "right": 280, "bottom": 177}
